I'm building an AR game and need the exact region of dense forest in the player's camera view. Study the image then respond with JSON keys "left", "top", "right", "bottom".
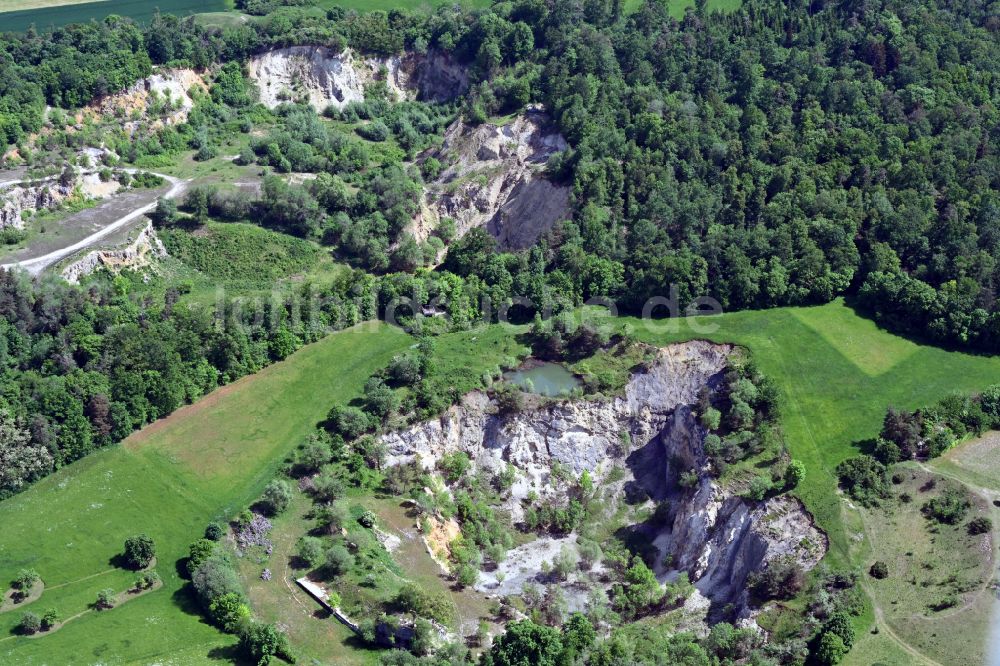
{"left": 5, "top": 0, "right": 1000, "bottom": 348}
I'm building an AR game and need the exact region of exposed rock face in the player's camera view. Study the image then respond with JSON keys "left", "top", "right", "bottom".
{"left": 383, "top": 341, "right": 731, "bottom": 517}
{"left": 0, "top": 170, "right": 123, "bottom": 230}
{"left": 416, "top": 109, "right": 571, "bottom": 250}
{"left": 61, "top": 221, "right": 167, "bottom": 283}
{"left": 247, "top": 47, "right": 468, "bottom": 110}
{"left": 380, "top": 341, "right": 827, "bottom": 620}
{"left": 0, "top": 179, "right": 74, "bottom": 230}
{"left": 85, "top": 68, "right": 206, "bottom": 134}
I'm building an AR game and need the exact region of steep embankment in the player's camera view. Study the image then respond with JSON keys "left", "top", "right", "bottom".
{"left": 82, "top": 68, "right": 207, "bottom": 135}
{"left": 0, "top": 170, "right": 122, "bottom": 231}
{"left": 380, "top": 341, "right": 827, "bottom": 623}
{"left": 415, "top": 108, "right": 571, "bottom": 251}
{"left": 247, "top": 46, "right": 468, "bottom": 110}
{"left": 60, "top": 220, "right": 167, "bottom": 283}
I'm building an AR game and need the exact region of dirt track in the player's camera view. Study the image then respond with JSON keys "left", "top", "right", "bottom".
{"left": 0, "top": 170, "right": 187, "bottom": 276}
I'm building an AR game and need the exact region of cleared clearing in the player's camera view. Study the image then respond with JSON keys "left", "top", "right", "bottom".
{"left": 852, "top": 466, "right": 992, "bottom": 666}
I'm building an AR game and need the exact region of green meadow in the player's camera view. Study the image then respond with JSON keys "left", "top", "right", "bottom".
{"left": 3, "top": 299, "right": 999, "bottom": 662}
{"left": 0, "top": 323, "right": 411, "bottom": 664}
{"left": 0, "top": 0, "right": 741, "bottom": 35}
{"left": 0, "top": 0, "right": 230, "bottom": 33}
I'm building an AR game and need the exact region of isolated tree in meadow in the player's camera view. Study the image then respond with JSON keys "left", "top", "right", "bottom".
{"left": 869, "top": 561, "right": 889, "bottom": 579}
{"left": 456, "top": 564, "right": 478, "bottom": 588}
{"left": 40, "top": 608, "right": 58, "bottom": 630}
{"left": 135, "top": 571, "right": 160, "bottom": 590}
{"left": 12, "top": 568, "right": 40, "bottom": 592}
{"left": 968, "top": 516, "right": 993, "bottom": 535}
{"left": 123, "top": 534, "right": 156, "bottom": 569}
{"left": 18, "top": 612, "right": 41, "bottom": 635}
{"left": 95, "top": 588, "right": 116, "bottom": 610}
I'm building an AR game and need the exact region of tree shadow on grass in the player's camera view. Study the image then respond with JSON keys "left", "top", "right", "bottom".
{"left": 206, "top": 642, "right": 250, "bottom": 664}
{"left": 855, "top": 437, "right": 879, "bottom": 456}
{"left": 170, "top": 582, "right": 212, "bottom": 625}
{"left": 107, "top": 553, "right": 131, "bottom": 570}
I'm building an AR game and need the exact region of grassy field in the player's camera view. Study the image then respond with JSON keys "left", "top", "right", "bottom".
{"left": 0, "top": 0, "right": 230, "bottom": 32}
{"left": 0, "top": 0, "right": 90, "bottom": 9}
{"left": 0, "top": 323, "right": 411, "bottom": 664}
{"left": 622, "top": 0, "right": 742, "bottom": 17}
{"left": 159, "top": 222, "right": 325, "bottom": 287}
{"left": 852, "top": 466, "right": 992, "bottom": 666}
{"left": 0, "top": 0, "right": 739, "bottom": 34}
{"left": 315, "top": 0, "right": 492, "bottom": 10}
{"left": 0, "top": 319, "right": 528, "bottom": 663}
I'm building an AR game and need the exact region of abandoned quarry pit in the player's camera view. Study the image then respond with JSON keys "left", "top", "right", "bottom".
{"left": 379, "top": 340, "right": 828, "bottom": 630}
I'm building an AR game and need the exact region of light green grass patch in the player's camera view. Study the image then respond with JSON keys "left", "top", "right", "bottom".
{"left": 791, "top": 302, "right": 920, "bottom": 376}
{"left": 314, "top": 0, "right": 492, "bottom": 12}
{"left": 159, "top": 221, "right": 323, "bottom": 287}
{"left": 0, "top": 0, "right": 230, "bottom": 33}
{"left": 852, "top": 466, "right": 992, "bottom": 666}
{"left": 621, "top": 0, "right": 742, "bottom": 18}
{"left": 937, "top": 432, "right": 1000, "bottom": 493}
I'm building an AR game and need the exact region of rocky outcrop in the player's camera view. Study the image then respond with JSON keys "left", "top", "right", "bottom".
{"left": 382, "top": 341, "right": 731, "bottom": 517}
{"left": 0, "top": 179, "right": 73, "bottom": 230}
{"left": 415, "top": 109, "right": 571, "bottom": 251}
{"left": 0, "top": 171, "right": 123, "bottom": 230}
{"left": 380, "top": 341, "right": 827, "bottom": 621}
{"left": 247, "top": 47, "right": 468, "bottom": 110}
{"left": 84, "top": 69, "right": 206, "bottom": 135}
{"left": 61, "top": 221, "right": 167, "bottom": 283}
{"left": 650, "top": 408, "right": 826, "bottom": 616}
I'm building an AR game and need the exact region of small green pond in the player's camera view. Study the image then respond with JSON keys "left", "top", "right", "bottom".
{"left": 504, "top": 362, "right": 582, "bottom": 397}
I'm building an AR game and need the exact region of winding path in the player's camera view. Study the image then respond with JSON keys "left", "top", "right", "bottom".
{"left": 851, "top": 458, "right": 999, "bottom": 666}
{"left": 0, "top": 170, "right": 188, "bottom": 276}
